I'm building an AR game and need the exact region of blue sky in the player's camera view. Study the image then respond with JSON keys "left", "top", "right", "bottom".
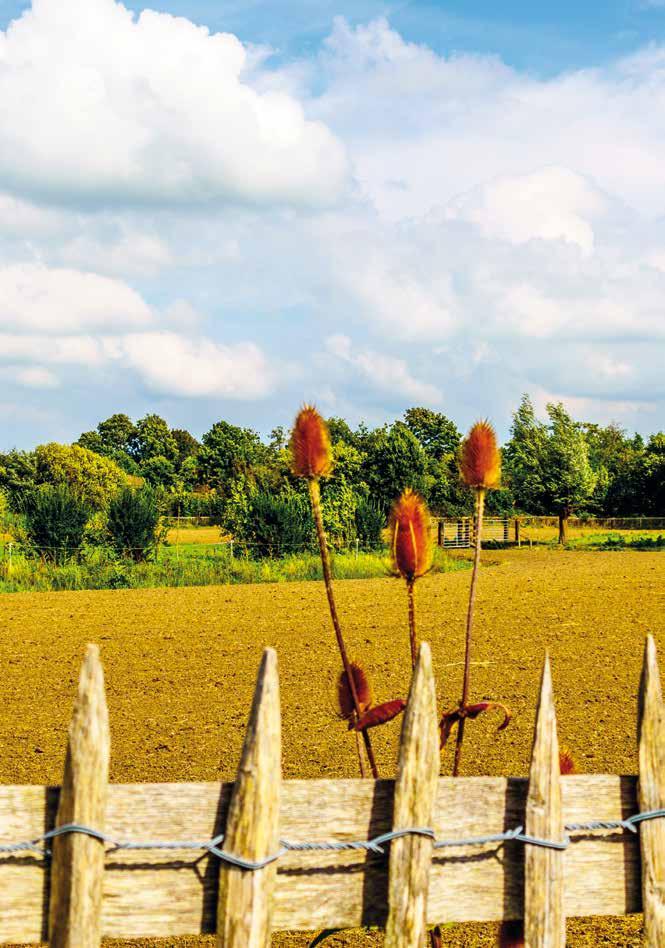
{"left": 4, "top": 0, "right": 665, "bottom": 72}
{"left": 1, "top": 0, "right": 665, "bottom": 447}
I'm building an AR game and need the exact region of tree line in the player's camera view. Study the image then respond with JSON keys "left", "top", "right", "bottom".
{"left": 0, "top": 395, "right": 664, "bottom": 556}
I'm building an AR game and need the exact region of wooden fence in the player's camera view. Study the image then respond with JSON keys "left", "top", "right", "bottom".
{"left": 1, "top": 638, "right": 664, "bottom": 946}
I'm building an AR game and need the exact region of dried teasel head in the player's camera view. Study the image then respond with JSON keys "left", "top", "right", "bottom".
{"left": 290, "top": 405, "right": 332, "bottom": 480}
{"left": 460, "top": 420, "right": 501, "bottom": 490}
{"left": 389, "top": 488, "right": 433, "bottom": 583}
{"left": 559, "top": 746, "right": 577, "bottom": 775}
{"left": 337, "top": 662, "right": 372, "bottom": 721}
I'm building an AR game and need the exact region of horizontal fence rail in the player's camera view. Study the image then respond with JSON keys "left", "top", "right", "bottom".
{"left": 0, "top": 639, "right": 664, "bottom": 944}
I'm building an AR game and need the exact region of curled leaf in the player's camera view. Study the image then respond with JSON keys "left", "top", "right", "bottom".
{"left": 352, "top": 698, "right": 406, "bottom": 731}
{"left": 337, "top": 662, "right": 372, "bottom": 721}
{"left": 439, "top": 701, "right": 512, "bottom": 748}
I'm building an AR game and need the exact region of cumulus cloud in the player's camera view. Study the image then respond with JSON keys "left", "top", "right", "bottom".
{"left": 0, "top": 263, "right": 153, "bottom": 332}
{"left": 119, "top": 332, "right": 274, "bottom": 398}
{"left": 325, "top": 334, "right": 442, "bottom": 403}
{"left": 0, "top": 0, "right": 349, "bottom": 208}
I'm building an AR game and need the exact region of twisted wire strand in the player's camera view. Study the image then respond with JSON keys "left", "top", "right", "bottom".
{"left": 1, "top": 810, "right": 664, "bottom": 868}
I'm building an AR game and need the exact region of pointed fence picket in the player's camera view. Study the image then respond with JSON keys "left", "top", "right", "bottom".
{"left": 0, "top": 638, "right": 664, "bottom": 945}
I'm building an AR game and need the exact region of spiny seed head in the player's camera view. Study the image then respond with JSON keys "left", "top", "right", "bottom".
{"left": 290, "top": 405, "right": 332, "bottom": 480}
{"left": 460, "top": 420, "right": 501, "bottom": 490}
{"left": 559, "top": 747, "right": 577, "bottom": 775}
{"left": 337, "top": 662, "right": 372, "bottom": 720}
{"left": 389, "top": 488, "right": 432, "bottom": 583}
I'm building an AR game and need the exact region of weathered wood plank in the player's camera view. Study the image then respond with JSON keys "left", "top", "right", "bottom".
{"left": 48, "top": 645, "right": 110, "bottom": 948}
{"left": 216, "top": 647, "right": 281, "bottom": 947}
{"left": 524, "top": 655, "right": 565, "bottom": 947}
{"left": 385, "top": 641, "right": 438, "bottom": 948}
{"left": 0, "top": 775, "right": 641, "bottom": 941}
{"left": 639, "top": 634, "right": 665, "bottom": 946}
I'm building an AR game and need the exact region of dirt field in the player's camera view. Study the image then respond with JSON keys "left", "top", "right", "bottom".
{"left": 1, "top": 547, "right": 662, "bottom": 945}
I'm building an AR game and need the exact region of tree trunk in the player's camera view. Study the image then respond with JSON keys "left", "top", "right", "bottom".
{"left": 558, "top": 510, "right": 569, "bottom": 545}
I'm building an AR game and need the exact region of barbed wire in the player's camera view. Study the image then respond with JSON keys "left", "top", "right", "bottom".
{"left": 2, "top": 810, "right": 664, "bottom": 868}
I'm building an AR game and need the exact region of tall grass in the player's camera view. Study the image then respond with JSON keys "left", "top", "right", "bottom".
{"left": 0, "top": 545, "right": 469, "bottom": 593}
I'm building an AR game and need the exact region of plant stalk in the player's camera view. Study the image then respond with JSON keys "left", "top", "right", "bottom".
{"left": 453, "top": 487, "right": 485, "bottom": 777}
{"left": 308, "top": 479, "right": 379, "bottom": 779}
{"left": 407, "top": 579, "right": 417, "bottom": 670}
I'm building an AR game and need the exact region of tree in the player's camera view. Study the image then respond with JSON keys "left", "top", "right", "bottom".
{"left": 197, "top": 421, "right": 266, "bottom": 491}
{"left": 404, "top": 407, "right": 461, "bottom": 459}
{"left": 33, "top": 443, "right": 126, "bottom": 510}
{"left": 171, "top": 428, "right": 200, "bottom": 469}
{"left": 107, "top": 487, "right": 162, "bottom": 562}
{"left": 363, "top": 421, "right": 428, "bottom": 511}
{"left": 22, "top": 485, "right": 90, "bottom": 564}
{"left": 503, "top": 396, "right": 595, "bottom": 542}
{"left": 0, "top": 450, "right": 38, "bottom": 506}
{"left": 545, "top": 403, "right": 596, "bottom": 541}
{"left": 129, "top": 414, "right": 178, "bottom": 465}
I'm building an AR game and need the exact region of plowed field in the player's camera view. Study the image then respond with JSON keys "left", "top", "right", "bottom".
{"left": 1, "top": 548, "right": 662, "bottom": 946}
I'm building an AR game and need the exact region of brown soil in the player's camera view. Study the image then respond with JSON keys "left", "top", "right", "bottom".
{"left": 1, "top": 548, "right": 662, "bottom": 945}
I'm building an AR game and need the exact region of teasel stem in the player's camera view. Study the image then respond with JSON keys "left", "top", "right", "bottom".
{"left": 407, "top": 579, "right": 417, "bottom": 670}
{"left": 308, "top": 479, "right": 379, "bottom": 779}
{"left": 453, "top": 487, "right": 485, "bottom": 777}
{"left": 354, "top": 729, "right": 367, "bottom": 778}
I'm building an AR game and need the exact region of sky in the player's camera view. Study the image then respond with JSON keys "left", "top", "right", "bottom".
{"left": 1, "top": 0, "right": 665, "bottom": 447}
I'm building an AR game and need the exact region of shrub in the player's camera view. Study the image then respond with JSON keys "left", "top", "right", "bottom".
{"left": 240, "top": 491, "right": 314, "bottom": 556}
{"left": 107, "top": 487, "right": 163, "bottom": 561}
{"left": 355, "top": 496, "right": 385, "bottom": 550}
{"left": 22, "top": 485, "right": 90, "bottom": 564}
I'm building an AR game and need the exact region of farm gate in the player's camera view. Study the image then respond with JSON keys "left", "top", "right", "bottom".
{"left": 1, "top": 639, "right": 664, "bottom": 946}
{"left": 436, "top": 516, "right": 516, "bottom": 548}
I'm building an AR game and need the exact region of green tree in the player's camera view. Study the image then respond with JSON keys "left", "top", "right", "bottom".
{"left": 107, "top": 486, "right": 163, "bottom": 562}
{"left": 197, "top": 421, "right": 266, "bottom": 491}
{"left": 171, "top": 428, "right": 200, "bottom": 468}
{"left": 545, "top": 403, "right": 596, "bottom": 541}
{"left": 130, "top": 414, "right": 178, "bottom": 465}
{"left": 363, "top": 421, "right": 428, "bottom": 511}
{"left": 33, "top": 443, "right": 126, "bottom": 509}
{"left": 22, "top": 485, "right": 90, "bottom": 564}
{"left": 504, "top": 396, "right": 595, "bottom": 542}
{"left": 404, "top": 407, "right": 461, "bottom": 459}
{"left": 0, "top": 450, "right": 38, "bottom": 506}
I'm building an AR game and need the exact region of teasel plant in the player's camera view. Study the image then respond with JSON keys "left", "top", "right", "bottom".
{"left": 337, "top": 661, "right": 406, "bottom": 775}
{"left": 291, "top": 405, "right": 379, "bottom": 778}
{"left": 389, "top": 489, "right": 433, "bottom": 669}
{"left": 441, "top": 420, "right": 510, "bottom": 777}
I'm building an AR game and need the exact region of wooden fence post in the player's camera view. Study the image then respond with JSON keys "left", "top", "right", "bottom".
{"left": 385, "top": 641, "right": 438, "bottom": 948}
{"left": 48, "top": 644, "right": 110, "bottom": 948}
{"left": 639, "top": 635, "right": 665, "bottom": 945}
{"left": 217, "top": 647, "right": 281, "bottom": 947}
{"left": 525, "top": 654, "right": 565, "bottom": 948}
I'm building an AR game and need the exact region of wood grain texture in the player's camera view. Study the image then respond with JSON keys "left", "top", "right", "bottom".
{"left": 525, "top": 655, "right": 565, "bottom": 948}
{"left": 48, "top": 645, "right": 110, "bottom": 948}
{"left": 385, "top": 641, "right": 438, "bottom": 948}
{"left": 639, "top": 635, "right": 665, "bottom": 947}
{"left": 216, "top": 647, "right": 281, "bottom": 947}
{"left": 0, "top": 775, "right": 642, "bottom": 941}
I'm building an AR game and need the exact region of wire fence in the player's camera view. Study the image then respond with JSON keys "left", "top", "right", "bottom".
{"left": 4, "top": 809, "right": 664, "bottom": 865}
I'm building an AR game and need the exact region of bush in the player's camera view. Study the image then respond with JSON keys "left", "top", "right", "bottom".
{"left": 22, "top": 485, "right": 90, "bottom": 564}
{"left": 355, "top": 496, "right": 385, "bottom": 550}
{"left": 107, "top": 487, "right": 163, "bottom": 561}
{"left": 240, "top": 491, "right": 314, "bottom": 556}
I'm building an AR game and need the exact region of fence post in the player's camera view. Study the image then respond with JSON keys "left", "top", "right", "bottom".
{"left": 514, "top": 518, "right": 520, "bottom": 546}
{"left": 217, "top": 647, "right": 281, "bottom": 947}
{"left": 385, "top": 641, "right": 438, "bottom": 948}
{"left": 48, "top": 644, "right": 110, "bottom": 948}
{"left": 639, "top": 635, "right": 665, "bottom": 945}
{"left": 525, "top": 654, "right": 565, "bottom": 947}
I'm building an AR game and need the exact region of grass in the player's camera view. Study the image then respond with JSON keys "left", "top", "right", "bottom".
{"left": 0, "top": 545, "right": 468, "bottom": 593}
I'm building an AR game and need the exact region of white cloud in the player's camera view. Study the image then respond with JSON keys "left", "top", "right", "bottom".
{"left": 325, "top": 333, "right": 442, "bottom": 403}
{"left": 0, "top": 0, "right": 349, "bottom": 209}
{"left": 0, "top": 263, "right": 153, "bottom": 331}
{"left": 445, "top": 167, "right": 606, "bottom": 254}
{"left": 0, "top": 365, "right": 59, "bottom": 388}
{"left": 119, "top": 332, "right": 274, "bottom": 398}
